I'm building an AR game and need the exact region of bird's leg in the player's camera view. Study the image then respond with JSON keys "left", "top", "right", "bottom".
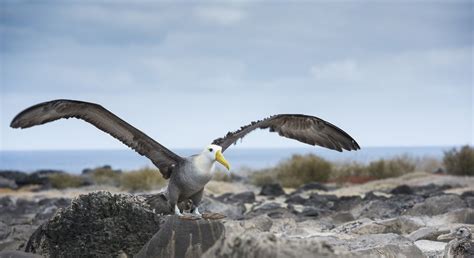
{"left": 191, "top": 206, "right": 202, "bottom": 217}
{"left": 174, "top": 204, "right": 183, "bottom": 216}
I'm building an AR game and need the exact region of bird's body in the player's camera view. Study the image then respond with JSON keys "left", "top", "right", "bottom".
{"left": 10, "top": 99, "right": 360, "bottom": 217}
{"left": 438, "top": 227, "right": 474, "bottom": 258}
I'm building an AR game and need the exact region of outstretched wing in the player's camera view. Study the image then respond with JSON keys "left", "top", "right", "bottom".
{"left": 212, "top": 114, "right": 360, "bottom": 152}
{"left": 10, "top": 99, "right": 183, "bottom": 178}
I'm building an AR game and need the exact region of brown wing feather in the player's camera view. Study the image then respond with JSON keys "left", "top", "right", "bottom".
{"left": 10, "top": 99, "right": 183, "bottom": 178}
{"left": 212, "top": 114, "right": 360, "bottom": 152}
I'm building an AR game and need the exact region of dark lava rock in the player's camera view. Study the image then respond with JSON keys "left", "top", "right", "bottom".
{"left": 300, "top": 207, "right": 321, "bottom": 217}
{"left": 0, "top": 171, "right": 28, "bottom": 185}
{"left": 285, "top": 194, "right": 307, "bottom": 205}
{"left": 259, "top": 183, "right": 285, "bottom": 197}
{"left": 216, "top": 191, "right": 256, "bottom": 204}
{"left": 364, "top": 191, "right": 382, "bottom": 201}
{"left": 0, "top": 177, "right": 18, "bottom": 190}
{"left": 305, "top": 193, "right": 338, "bottom": 210}
{"left": 407, "top": 194, "right": 466, "bottom": 216}
{"left": 461, "top": 191, "right": 474, "bottom": 199}
{"left": 390, "top": 185, "right": 414, "bottom": 195}
{"left": 0, "top": 251, "right": 43, "bottom": 258}
{"left": 334, "top": 196, "right": 363, "bottom": 212}
{"left": 247, "top": 202, "right": 295, "bottom": 219}
{"left": 465, "top": 197, "right": 474, "bottom": 208}
{"left": 353, "top": 194, "right": 424, "bottom": 219}
{"left": 295, "top": 182, "right": 329, "bottom": 192}
{"left": 410, "top": 184, "right": 452, "bottom": 198}
{"left": 135, "top": 216, "right": 224, "bottom": 258}
{"left": 25, "top": 191, "right": 164, "bottom": 257}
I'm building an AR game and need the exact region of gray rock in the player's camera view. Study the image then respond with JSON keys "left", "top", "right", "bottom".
{"left": 135, "top": 216, "right": 224, "bottom": 258}
{"left": 0, "top": 177, "right": 17, "bottom": 190}
{"left": 0, "top": 221, "right": 11, "bottom": 240}
{"left": 407, "top": 227, "right": 439, "bottom": 241}
{"left": 330, "top": 233, "right": 425, "bottom": 257}
{"left": 259, "top": 183, "right": 285, "bottom": 197}
{"left": 414, "top": 240, "right": 446, "bottom": 258}
{"left": 25, "top": 191, "right": 164, "bottom": 257}
{"left": 407, "top": 194, "right": 466, "bottom": 216}
{"left": 204, "top": 221, "right": 333, "bottom": 258}
{"left": 0, "top": 251, "right": 43, "bottom": 258}
{"left": 334, "top": 216, "right": 424, "bottom": 235}
{"left": 216, "top": 191, "right": 256, "bottom": 204}
{"left": 200, "top": 197, "right": 246, "bottom": 219}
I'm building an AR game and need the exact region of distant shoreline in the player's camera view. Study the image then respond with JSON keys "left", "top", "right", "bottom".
{"left": 0, "top": 146, "right": 456, "bottom": 174}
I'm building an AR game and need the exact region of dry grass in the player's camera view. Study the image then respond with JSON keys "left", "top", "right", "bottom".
{"left": 250, "top": 154, "right": 332, "bottom": 187}
{"left": 48, "top": 173, "right": 86, "bottom": 189}
{"left": 120, "top": 167, "right": 166, "bottom": 192}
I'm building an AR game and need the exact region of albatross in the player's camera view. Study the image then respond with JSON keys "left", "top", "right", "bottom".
{"left": 10, "top": 99, "right": 360, "bottom": 217}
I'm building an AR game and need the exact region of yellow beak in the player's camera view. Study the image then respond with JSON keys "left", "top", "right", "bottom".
{"left": 215, "top": 150, "right": 230, "bottom": 171}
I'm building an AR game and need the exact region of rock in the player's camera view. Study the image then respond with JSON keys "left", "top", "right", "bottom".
{"left": 334, "top": 195, "right": 363, "bottom": 211}
{"left": 352, "top": 194, "right": 424, "bottom": 219}
{"left": 259, "top": 183, "right": 285, "bottom": 197}
{"left": 390, "top": 185, "right": 414, "bottom": 195}
{"left": 25, "top": 191, "right": 164, "bottom": 257}
{"left": 204, "top": 220, "right": 333, "bottom": 258}
{"left": 407, "top": 194, "right": 466, "bottom": 216}
{"left": 407, "top": 227, "right": 439, "bottom": 241}
{"left": 461, "top": 191, "right": 474, "bottom": 199}
{"left": 0, "top": 171, "right": 28, "bottom": 184}
{"left": 295, "top": 182, "right": 328, "bottom": 192}
{"left": 465, "top": 197, "right": 474, "bottom": 208}
{"left": 334, "top": 216, "right": 424, "bottom": 235}
{"left": 0, "top": 177, "right": 17, "bottom": 189}
{"left": 216, "top": 191, "right": 256, "bottom": 204}
{"left": 414, "top": 240, "right": 446, "bottom": 257}
{"left": 135, "top": 216, "right": 225, "bottom": 258}
{"left": 304, "top": 193, "right": 338, "bottom": 210}
{"left": 285, "top": 194, "right": 306, "bottom": 205}
{"left": 247, "top": 203, "right": 295, "bottom": 219}
{"left": 410, "top": 183, "right": 451, "bottom": 198}
{"left": 0, "top": 221, "right": 11, "bottom": 240}
{"left": 330, "top": 233, "right": 425, "bottom": 257}
{"left": 300, "top": 207, "right": 321, "bottom": 217}
{"left": 200, "top": 197, "right": 246, "bottom": 219}
{"left": 0, "top": 251, "right": 43, "bottom": 258}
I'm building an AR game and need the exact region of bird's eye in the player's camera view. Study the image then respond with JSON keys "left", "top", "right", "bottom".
{"left": 208, "top": 148, "right": 213, "bottom": 152}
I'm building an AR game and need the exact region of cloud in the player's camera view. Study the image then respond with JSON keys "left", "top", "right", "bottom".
{"left": 194, "top": 6, "right": 246, "bottom": 25}
{"left": 310, "top": 59, "right": 360, "bottom": 81}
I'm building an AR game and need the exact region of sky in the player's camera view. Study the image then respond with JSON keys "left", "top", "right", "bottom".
{"left": 0, "top": 1, "right": 473, "bottom": 151}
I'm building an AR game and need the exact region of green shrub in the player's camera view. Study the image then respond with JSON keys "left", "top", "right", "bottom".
{"left": 366, "top": 155, "right": 416, "bottom": 179}
{"left": 212, "top": 169, "right": 234, "bottom": 182}
{"left": 249, "top": 169, "right": 277, "bottom": 186}
{"left": 48, "top": 173, "right": 86, "bottom": 189}
{"left": 120, "top": 167, "right": 166, "bottom": 192}
{"left": 250, "top": 154, "right": 332, "bottom": 188}
{"left": 443, "top": 145, "right": 474, "bottom": 176}
{"left": 90, "top": 167, "right": 121, "bottom": 186}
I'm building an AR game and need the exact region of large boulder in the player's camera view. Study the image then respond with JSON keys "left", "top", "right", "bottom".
{"left": 25, "top": 192, "right": 164, "bottom": 257}
{"left": 407, "top": 194, "right": 466, "bottom": 216}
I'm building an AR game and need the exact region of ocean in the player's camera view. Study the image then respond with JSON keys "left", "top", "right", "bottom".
{"left": 0, "top": 146, "right": 454, "bottom": 174}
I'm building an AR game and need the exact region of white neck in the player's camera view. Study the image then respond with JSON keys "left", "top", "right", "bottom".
{"left": 194, "top": 153, "right": 216, "bottom": 175}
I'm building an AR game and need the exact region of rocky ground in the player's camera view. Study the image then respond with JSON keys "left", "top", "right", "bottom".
{"left": 0, "top": 172, "right": 473, "bottom": 257}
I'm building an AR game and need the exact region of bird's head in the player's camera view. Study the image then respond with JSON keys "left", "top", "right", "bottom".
{"left": 438, "top": 226, "right": 472, "bottom": 241}
{"left": 202, "top": 144, "right": 230, "bottom": 171}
